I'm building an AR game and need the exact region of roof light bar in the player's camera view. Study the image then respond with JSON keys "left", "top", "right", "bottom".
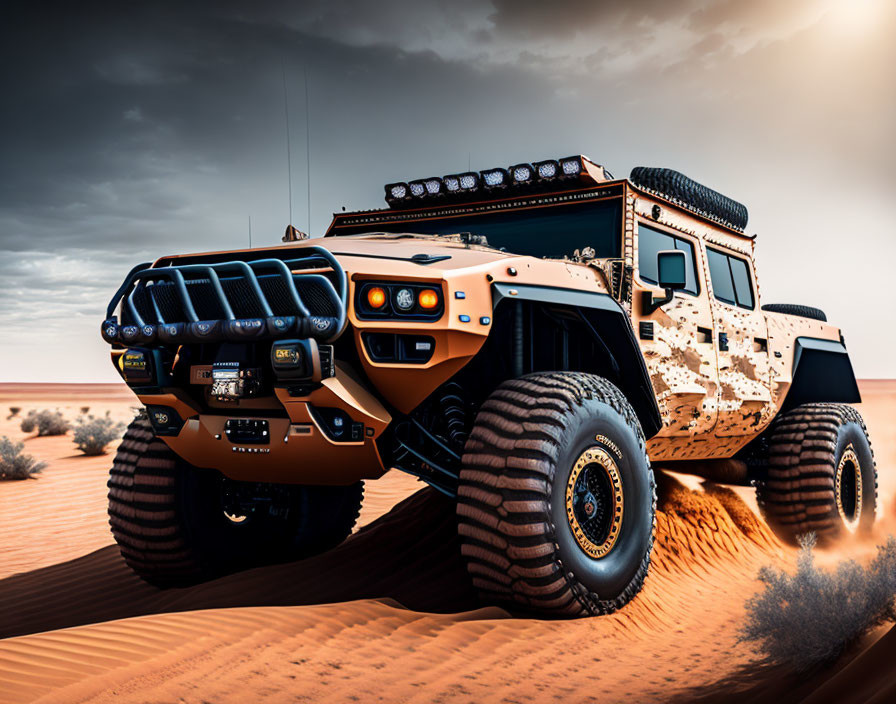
{"left": 382, "top": 154, "right": 610, "bottom": 208}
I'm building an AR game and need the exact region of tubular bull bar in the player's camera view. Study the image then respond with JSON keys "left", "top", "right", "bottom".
{"left": 101, "top": 247, "right": 348, "bottom": 346}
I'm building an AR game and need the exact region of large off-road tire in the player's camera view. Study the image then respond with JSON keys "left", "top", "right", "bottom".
{"left": 108, "top": 417, "right": 363, "bottom": 586}
{"left": 457, "top": 372, "right": 655, "bottom": 617}
{"left": 760, "top": 303, "right": 827, "bottom": 322}
{"left": 755, "top": 403, "right": 876, "bottom": 543}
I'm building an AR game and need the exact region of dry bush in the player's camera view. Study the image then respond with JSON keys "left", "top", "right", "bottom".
{"left": 80, "top": 406, "right": 90, "bottom": 414}
{"left": 20, "top": 409, "right": 70, "bottom": 436}
{"left": 7, "top": 407, "right": 21, "bottom": 420}
{"left": 73, "top": 413, "right": 126, "bottom": 456}
{"left": 742, "top": 534, "right": 896, "bottom": 671}
{"left": 0, "top": 436, "right": 46, "bottom": 480}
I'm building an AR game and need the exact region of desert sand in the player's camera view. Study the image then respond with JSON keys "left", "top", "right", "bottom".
{"left": 0, "top": 381, "right": 893, "bottom": 703}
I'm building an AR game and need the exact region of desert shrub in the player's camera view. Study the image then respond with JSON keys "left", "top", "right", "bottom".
{"left": 73, "top": 413, "right": 126, "bottom": 456}
{"left": 20, "top": 409, "right": 70, "bottom": 436}
{"left": 7, "top": 407, "right": 21, "bottom": 420}
{"left": 80, "top": 406, "right": 90, "bottom": 414}
{"left": 742, "top": 534, "right": 896, "bottom": 671}
{"left": 0, "top": 436, "right": 46, "bottom": 479}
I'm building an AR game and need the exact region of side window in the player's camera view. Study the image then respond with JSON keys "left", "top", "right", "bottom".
{"left": 638, "top": 224, "right": 699, "bottom": 295}
{"left": 706, "top": 247, "right": 755, "bottom": 309}
{"left": 729, "top": 257, "right": 754, "bottom": 309}
{"left": 706, "top": 249, "right": 736, "bottom": 305}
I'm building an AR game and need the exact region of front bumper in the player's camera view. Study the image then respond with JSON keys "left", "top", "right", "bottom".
{"left": 137, "top": 364, "right": 391, "bottom": 485}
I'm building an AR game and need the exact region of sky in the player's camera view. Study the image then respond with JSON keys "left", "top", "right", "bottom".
{"left": 1, "top": 0, "right": 894, "bottom": 381}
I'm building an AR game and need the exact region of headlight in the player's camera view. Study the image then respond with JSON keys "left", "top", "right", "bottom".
{"left": 367, "top": 286, "right": 387, "bottom": 309}
{"left": 394, "top": 287, "right": 415, "bottom": 311}
{"left": 356, "top": 282, "right": 444, "bottom": 321}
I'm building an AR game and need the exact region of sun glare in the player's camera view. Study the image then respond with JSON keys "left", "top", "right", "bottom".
{"left": 825, "top": 0, "right": 885, "bottom": 34}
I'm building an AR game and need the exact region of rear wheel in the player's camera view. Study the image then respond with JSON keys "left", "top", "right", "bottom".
{"left": 456, "top": 372, "right": 655, "bottom": 617}
{"left": 108, "top": 417, "right": 363, "bottom": 586}
{"left": 755, "top": 403, "right": 876, "bottom": 543}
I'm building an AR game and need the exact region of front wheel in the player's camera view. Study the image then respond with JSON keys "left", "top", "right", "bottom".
{"left": 108, "top": 417, "right": 363, "bottom": 587}
{"left": 456, "top": 372, "right": 655, "bottom": 617}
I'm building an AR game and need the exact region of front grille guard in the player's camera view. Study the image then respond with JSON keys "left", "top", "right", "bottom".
{"left": 101, "top": 247, "right": 348, "bottom": 346}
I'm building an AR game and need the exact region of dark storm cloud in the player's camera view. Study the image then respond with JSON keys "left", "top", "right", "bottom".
{"left": 1, "top": 0, "right": 894, "bottom": 379}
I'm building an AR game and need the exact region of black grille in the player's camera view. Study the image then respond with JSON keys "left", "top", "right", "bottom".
{"left": 221, "top": 277, "right": 264, "bottom": 318}
{"left": 104, "top": 247, "right": 348, "bottom": 344}
{"left": 186, "top": 279, "right": 227, "bottom": 320}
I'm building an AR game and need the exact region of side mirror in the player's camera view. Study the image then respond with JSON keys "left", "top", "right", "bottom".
{"left": 657, "top": 250, "right": 687, "bottom": 290}
{"left": 642, "top": 250, "right": 687, "bottom": 315}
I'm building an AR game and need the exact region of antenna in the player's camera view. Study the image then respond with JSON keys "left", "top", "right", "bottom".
{"left": 304, "top": 66, "right": 311, "bottom": 236}
{"left": 283, "top": 66, "right": 293, "bottom": 226}
{"left": 248, "top": 215, "right": 252, "bottom": 248}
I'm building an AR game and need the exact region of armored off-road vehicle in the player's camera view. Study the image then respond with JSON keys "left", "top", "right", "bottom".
{"left": 102, "top": 155, "right": 875, "bottom": 617}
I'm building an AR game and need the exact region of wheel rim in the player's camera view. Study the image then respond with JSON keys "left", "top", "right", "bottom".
{"left": 565, "top": 445, "right": 624, "bottom": 559}
{"left": 836, "top": 444, "right": 863, "bottom": 531}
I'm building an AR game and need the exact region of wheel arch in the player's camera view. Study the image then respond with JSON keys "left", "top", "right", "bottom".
{"left": 782, "top": 337, "right": 861, "bottom": 412}
{"left": 489, "top": 282, "right": 663, "bottom": 438}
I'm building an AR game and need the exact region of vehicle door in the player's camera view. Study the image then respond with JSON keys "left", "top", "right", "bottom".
{"left": 704, "top": 246, "right": 773, "bottom": 436}
{"left": 633, "top": 222, "right": 719, "bottom": 438}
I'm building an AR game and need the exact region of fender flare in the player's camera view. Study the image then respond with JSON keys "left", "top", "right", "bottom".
{"left": 492, "top": 283, "right": 663, "bottom": 438}
{"left": 782, "top": 337, "right": 861, "bottom": 411}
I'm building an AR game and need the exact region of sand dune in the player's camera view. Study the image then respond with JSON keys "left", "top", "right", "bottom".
{"left": 0, "top": 475, "right": 784, "bottom": 703}
{"left": 0, "top": 381, "right": 893, "bottom": 703}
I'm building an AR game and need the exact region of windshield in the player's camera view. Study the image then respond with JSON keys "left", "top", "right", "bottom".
{"left": 330, "top": 197, "right": 623, "bottom": 259}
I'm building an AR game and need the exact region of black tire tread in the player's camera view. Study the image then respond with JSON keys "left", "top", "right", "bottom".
{"left": 107, "top": 418, "right": 204, "bottom": 584}
{"left": 761, "top": 303, "right": 827, "bottom": 322}
{"left": 755, "top": 403, "right": 876, "bottom": 542}
{"left": 630, "top": 166, "right": 748, "bottom": 231}
{"left": 457, "top": 372, "right": 655, "bottom": 617}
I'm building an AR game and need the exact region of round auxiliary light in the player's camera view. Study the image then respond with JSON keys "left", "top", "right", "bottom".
{"left": 367, "top": 286, "right": 387, "bottom": 309}
{"left": 424, "top": 178, "right": 442, "bottom": 195}
{"left": 409, "top": 181, "right": 426, "bottom": 197}
{"left": 512, "top": 164, "right": 533, "bottom": 183}
{"left": 535, "top": 160, "right": 558, "bottom": 179}
{"left": 482, "top": 168, "right": 507, "bottom": 187}
{"left": 443, "top": 175, "right": 460, "bottom": 192}
{"left": 561, "top": 157, "right": 582, "bottom": 176}
{"left": 394, "top": 287, "right": 415, "bottom": 311}
{"left": 418, "top": 289, "right": 439, "bottom": 309}
{"left": 390, "top": 183, "right": 408, "bottom": 199}
{"left": 459, "top": 173, "right": 478, "bottom": 190}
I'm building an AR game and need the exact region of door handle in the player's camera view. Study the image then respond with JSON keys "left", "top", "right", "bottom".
{"left": 718, "top": 331, "right": 729, "bottom": 351}
{"left": 697, "top": 326, "right": 713, "bottom": 344}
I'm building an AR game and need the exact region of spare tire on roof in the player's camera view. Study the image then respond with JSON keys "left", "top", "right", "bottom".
{"left": 630, "top": 166, "right": 749, "bottom": 232}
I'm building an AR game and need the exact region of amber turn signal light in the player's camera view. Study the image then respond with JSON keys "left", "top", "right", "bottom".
{"left": 367, "top": 286, "right": 387, "bottom": 308}
{"left": 418, "top": 289, "right": 439, "bottom": 309}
